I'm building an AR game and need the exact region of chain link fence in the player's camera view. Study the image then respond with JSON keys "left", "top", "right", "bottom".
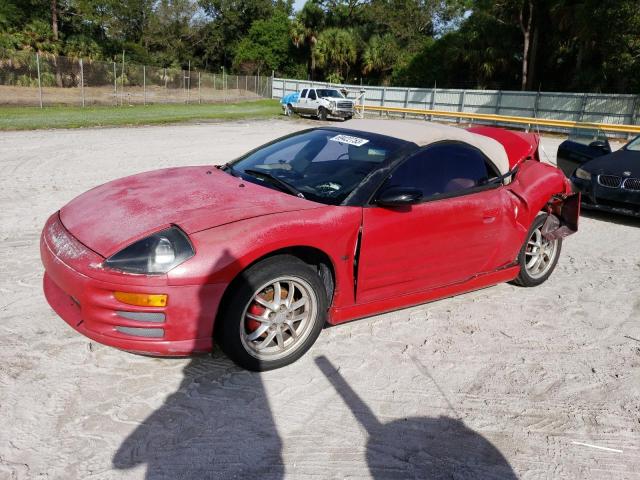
{"left": 0, "top": 53, "right": 272, "bottom": 107}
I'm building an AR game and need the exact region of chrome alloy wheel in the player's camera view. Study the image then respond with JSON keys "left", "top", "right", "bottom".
{"left": 240, "top": 276, "right": 317, "bottom": 360}
{"left": 524, "top": 225, "right": 559, "bottom": 279}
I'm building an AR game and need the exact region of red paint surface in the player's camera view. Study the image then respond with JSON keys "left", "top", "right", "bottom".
{"left": 468, "top": 126, "right": 540, "bottom": 168}
{"left": 41, "top": 214, "right": 223, "bottom": 354}
{"left": 357, "top": 188, "right": 521, "bottom": 304}
{"left": 41, "top": 130, "right": 574, "bottom": 356}
{"left": 60, "top": 167, "right": 321, "bottom": 257}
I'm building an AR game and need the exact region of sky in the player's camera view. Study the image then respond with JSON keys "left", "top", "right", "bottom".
{"left": 293, "top": 0, "right": 306, "bottom": 11}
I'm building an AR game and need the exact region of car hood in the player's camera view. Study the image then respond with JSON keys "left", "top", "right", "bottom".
{"left": 584, "top": 149, "right": 640, "bottom": 176}
{"left": 60, "top": 166, "right": 320, "bottom": 258}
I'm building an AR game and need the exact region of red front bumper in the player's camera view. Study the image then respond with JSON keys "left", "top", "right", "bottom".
{"left": 41, "top": 213, "right": 224, "bottom": 356}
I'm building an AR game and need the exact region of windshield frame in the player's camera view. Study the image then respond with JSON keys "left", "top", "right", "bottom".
{"left": 624, "top": 134, "right": 640, "bottom": 151}
{"left": 567, "top": 128, "right": 610, "bottom": 148}
{"left": 224, "top": 127, "right": 418, "bottom": 207}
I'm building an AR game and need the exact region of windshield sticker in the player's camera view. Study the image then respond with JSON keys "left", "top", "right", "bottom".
{"left": 329, "top": 134, "right": 369, "bottom": 147}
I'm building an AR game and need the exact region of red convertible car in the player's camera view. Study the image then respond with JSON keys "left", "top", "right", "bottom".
{"left": 41, "top": 120, "right": 578, "bottom": 370}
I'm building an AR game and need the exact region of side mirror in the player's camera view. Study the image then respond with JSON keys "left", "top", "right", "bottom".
{"left": 588, "top": 140, "right": 611, "bottom": 153}
{"left": 375, "top": 187, "right": 423, "bottom": 207}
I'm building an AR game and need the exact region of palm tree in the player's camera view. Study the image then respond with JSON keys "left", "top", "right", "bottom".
{"left": 362, "top": 34, "right": 398, "bottom": 83}
{"left": 313, "top": 28, "right": 357, "bottom": 83}
{"left": 291, "top": 2, "right": 325, "bottom": 79}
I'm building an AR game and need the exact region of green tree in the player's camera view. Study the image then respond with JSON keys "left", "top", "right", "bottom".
{"left": 313, "top": 27, "right": 357, "bottom": 82}
{"left": 392, "top": 8, "right": 520, "bottom": 89}
{"left": 198, "top": 0, "right": 282, "bottom": 69}
{"left": 291, "top": 1, "right": 325, "bottom": 79}
{"left": 0, "top": 0, "right": 638, "bottom": 92}
{"left": 473, "top": 0, "right": 545, "bottom": 90}
{"left": 546, "top": 0, "right": 640, "bottom": 92}
{"left": 144, "top": 0, "right": 198, "bottom": 67}
{"left": 233, "top": 10, "right": 292, "bottom": 74}
{"left": 317, "top": 0, "right": 367, "bottom": 28}
{"left": 365, "top": 0, "right": 469, "bottom": 51}
{"left": 362, "top": 33, "right": 399, "bottom": 84}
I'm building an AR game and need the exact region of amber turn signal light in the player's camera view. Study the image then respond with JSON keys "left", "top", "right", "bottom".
{"left": 114, "top": 291, "right": 168, "bottom": 307}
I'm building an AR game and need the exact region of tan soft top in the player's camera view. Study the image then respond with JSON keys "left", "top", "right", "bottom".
{"left": 339, "top": 119, "right": 510, "bottom": 175}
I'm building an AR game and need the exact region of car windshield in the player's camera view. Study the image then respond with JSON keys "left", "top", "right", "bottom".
{"left": 625, "top": 135, "right": 640, "bottom": 151}
{"left": 567, "top": 128, "right": 609, "bottom": 147}
{"left": 316, "top": 89, "right": 344, "bottom": 98}
{"left": 227, "top": 129, "right": 411, "bottom": 205}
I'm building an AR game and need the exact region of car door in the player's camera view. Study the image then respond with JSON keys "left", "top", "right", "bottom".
{"left": 356, "top": 142, "right": 519, "bottom": 304}
{"left": 297, "top": 89, "right": 308, "bottom": 113}
{"left": 306, "top": 89, "right": 319, "bottom": 114}
{"left": 557, "top": 137, "right": 611, "bottom": 177}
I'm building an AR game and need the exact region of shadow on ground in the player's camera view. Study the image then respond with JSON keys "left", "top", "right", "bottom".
{"left": 581, "top": 208, "right": 640, "bottom": 227}
{"left": 110, "top": 239, "right": 515, "bottom": 479}
{"left": 316, "top": 356, "right": 517, "bottom": 479}
{"left": 112, "top": 354, "right": 284, "bottom": 479}
{"left": 113, "top": 247, "right": 284, "bottom": 479}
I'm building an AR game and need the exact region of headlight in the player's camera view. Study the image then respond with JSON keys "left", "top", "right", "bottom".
{"left": 329, "top": 100, "right": 336, "bottom": 109}
{"left": 575, "top": 167, "right": 592, "bottom": 181}
{"left": 104, "top": 226, "right": 194, "bottom": 274}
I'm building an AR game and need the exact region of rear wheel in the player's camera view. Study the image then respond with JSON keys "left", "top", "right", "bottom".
{"left": 215, "top": 255, "right": 327, "bottom": 371}
{"left": 284, "top": 103, "right": 293, "bottom": 116}
{"left": 513, "top": 214, "right": 562, "bottom": 287}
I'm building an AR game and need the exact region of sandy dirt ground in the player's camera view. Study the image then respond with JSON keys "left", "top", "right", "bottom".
{"left": 1, "top": 119, "right": 639, "bottom": 480}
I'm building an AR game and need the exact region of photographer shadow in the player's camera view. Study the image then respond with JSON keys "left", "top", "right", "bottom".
{"left": 112, "top": 354, "right": 284, "bottom": 479}
{"left": 315, "top": 356, "right": 517, "bottom": 480}
{"left": 113, "top": 247, "right": 284, "bottom": 479}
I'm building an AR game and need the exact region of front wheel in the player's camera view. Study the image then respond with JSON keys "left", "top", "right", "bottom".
{"left": 318, "top": 107, "right": 328, "bottom": 121}
{"left": 284, "top": 103, "right": 293, "bottom": 116}
{"left": 215, "top": 255, "right": 328, "bottom": 371}
{"left": 513, "top": 214, "right": 562, "bottom": 287}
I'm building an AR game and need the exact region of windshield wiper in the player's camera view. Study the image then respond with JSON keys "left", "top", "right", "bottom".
{"left": 243, "top": 169, "right": 305, "bottom": 198}
{"left": 218, "top": 163, "right": 239, "bottom": 176}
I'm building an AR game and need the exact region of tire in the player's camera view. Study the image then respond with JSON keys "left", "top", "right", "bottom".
{"left": 215, "top": 255, "right": 328, "bottom": 371}
{"left": 344, "top": 115, "right": 352, "bottom": 121}
{"left": 318, "top": 107, "right": 328, "bottom": 121}
{"left": 284, "top": 103, "right": 293, "bottom": 116}
{"left": 513, "top": 214, "right": 562, "bottom": 287}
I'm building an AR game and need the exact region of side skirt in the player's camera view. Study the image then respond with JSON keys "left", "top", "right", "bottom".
{"left": 328, "top": 265, "right": 520, "bottom": 325}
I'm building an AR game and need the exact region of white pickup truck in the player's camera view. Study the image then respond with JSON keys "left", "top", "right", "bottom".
{"left": 286, "top": 87, "right": 355, "bottom": 121}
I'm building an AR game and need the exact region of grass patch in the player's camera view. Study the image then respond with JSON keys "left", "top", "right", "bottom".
{"left": 0, "top": 99, "right": 281, "bottom": 130}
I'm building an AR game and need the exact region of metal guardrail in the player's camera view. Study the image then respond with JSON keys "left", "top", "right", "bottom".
{"left": 272, "top": 77, "right": 640, "bottom": 137}
{"left": 359, "top": 105, "right": 640, "bottom": 134}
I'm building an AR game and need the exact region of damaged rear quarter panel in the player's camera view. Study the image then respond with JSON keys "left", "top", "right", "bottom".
{"left": 508, "top": 160, "right": 570, "bottom": 228}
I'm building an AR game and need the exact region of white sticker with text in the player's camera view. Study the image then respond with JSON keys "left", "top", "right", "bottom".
{"left": 329, "top": 134, "right": 369, "bottom": 147}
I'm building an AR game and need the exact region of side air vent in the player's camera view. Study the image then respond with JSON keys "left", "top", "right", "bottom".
{"left": 116, "top": 311, "right": 165, "bottom": 323}
{"left": 116, "top": 326, "right": 164, "bottom": 338}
